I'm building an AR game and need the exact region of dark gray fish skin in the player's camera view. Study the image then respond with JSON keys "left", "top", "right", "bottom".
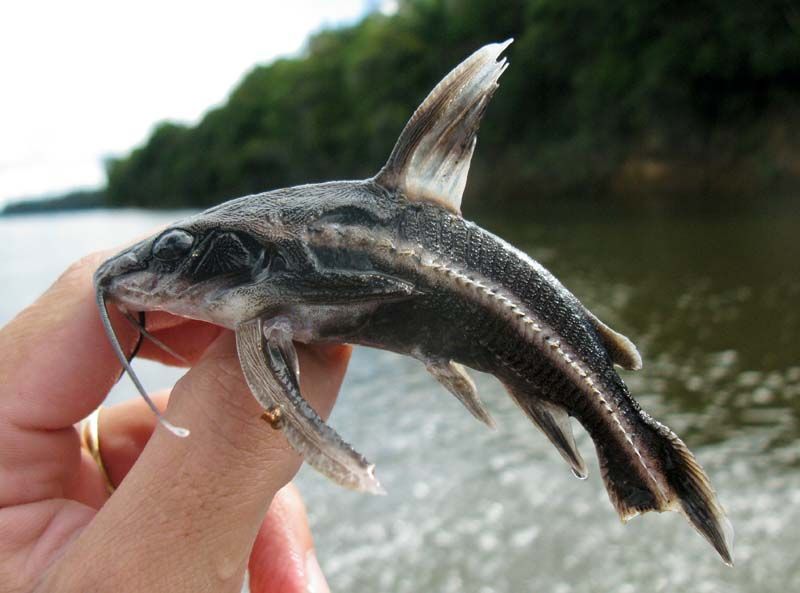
{"left": 94, "top": 41, "right": 733, "bottom": 566}
{"left": 297, "top": 187, "right": 733, "bottom": 565}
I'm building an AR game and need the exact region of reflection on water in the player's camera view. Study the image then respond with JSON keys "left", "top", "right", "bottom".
{"left": 1, "top": 204, "right": 799, "bottom": 592}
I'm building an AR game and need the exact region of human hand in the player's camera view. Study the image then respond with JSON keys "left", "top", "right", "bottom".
{"left": 0, "top": 252, "right": 351, "bottom": 593}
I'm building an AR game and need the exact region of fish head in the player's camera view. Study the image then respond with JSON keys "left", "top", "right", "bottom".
{"left": 91, "top": 189, "right": 343, "bottom": 439}
{"left": 94, "top": 178, "right": 407, "bottom": 327}
{"left": 93, "top": 199, "right": 303, "bottom": 327}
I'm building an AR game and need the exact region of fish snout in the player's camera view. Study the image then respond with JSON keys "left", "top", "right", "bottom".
{"left": 94, "top": 249, "right": 148, "bottom": 292}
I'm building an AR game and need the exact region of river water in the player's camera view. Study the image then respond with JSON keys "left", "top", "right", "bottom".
{"left": 1, "top": 205, "right": 798, "bottom": 592}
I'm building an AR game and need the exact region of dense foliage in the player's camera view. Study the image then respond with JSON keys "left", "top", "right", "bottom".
{"left": 105, "top": 0, "right": 800, "bottom": 209}
{"left": 2, "top": 190, "right": 106, "bottom": 215}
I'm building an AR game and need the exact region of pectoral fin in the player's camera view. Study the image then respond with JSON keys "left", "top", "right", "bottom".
{"left": 294, "top": 269, "right": 419, "bottom": 304}
{"left": 425, "top": 359, "right": 495, "bottom": 428}
{"left": 504, "top": 384, "right": 588, "bottom": 479}
{"left": 235, "top": 317, "right": 384, "bottom": 494}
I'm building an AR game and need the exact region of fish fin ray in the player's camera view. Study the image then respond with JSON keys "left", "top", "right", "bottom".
{"left": 657, "top": 422, "right": 735, "bottom": 565}
{"left": 505, "top": 385, "right": 588, "bottom": 479}
{"left": 297, "top": 268, "right": 419, "bottom": 304}
{"left": 374, "top": 40, "right": 512, "bottom": 214}
{"left": 589, "top": 412, "right": 733, "bottom": 565}
{"left": 586, "top": 311, "right": 642, "bottom": 370}
{"left": 235, "top": 318, "right": 384, "bottom": 494}
{"left": 425, "top": 359, "right": 495, "bottom": 427}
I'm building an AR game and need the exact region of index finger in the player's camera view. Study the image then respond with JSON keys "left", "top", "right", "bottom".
{"left": 0, "top": 251, "right": 139, "bottom": 430}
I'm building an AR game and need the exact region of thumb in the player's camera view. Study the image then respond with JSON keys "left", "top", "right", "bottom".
{"left": 53, "top": 331, "right": 350, "bottom": 593}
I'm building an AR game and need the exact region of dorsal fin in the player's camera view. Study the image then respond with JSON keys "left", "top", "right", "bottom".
{"left": 374, "top": 40, "right": 512, "bottom": 214}
{"left": 586, "top": 311, "right": 643, "bottom": 371}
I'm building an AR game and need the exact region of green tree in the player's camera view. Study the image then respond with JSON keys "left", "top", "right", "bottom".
{"left": 105, "top": 0, "right": 800, "bottom": 209}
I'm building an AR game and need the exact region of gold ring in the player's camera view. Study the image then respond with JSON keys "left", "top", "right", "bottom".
{"left": 81, "top": 407, "right": 115, "bottom": 494}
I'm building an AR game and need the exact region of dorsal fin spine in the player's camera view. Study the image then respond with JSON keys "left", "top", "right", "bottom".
{"left": 374, "top": 40, "right": 513, "bottom": 214}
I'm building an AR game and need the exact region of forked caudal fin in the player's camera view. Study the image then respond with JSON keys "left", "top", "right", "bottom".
{"left": 509, "top": 375, "right": 733, "bottom": 563}
{"left": 590, "top": 411, "right": 734, "bottom": 565}
{"left": 374, "top": 40, "right": 512, "bottom": 214}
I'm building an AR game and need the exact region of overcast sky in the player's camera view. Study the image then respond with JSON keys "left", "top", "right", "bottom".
{"left": 0, "top": 0, "right": 383, "bottom": 206}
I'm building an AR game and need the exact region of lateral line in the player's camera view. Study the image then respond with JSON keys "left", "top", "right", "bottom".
{"left": 307, "top": 224, "right": 666, "bottom": 498}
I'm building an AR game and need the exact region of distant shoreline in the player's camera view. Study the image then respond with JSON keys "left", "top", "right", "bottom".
{"left": 1, "top": 189, "right": 106, "bottom": 216}
{"left": 4, "top": 186, "right": 796, "bottom": 224}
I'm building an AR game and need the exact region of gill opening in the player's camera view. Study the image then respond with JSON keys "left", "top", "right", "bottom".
{"left": 96, "top": 289, "right": 190, "bottom": 438}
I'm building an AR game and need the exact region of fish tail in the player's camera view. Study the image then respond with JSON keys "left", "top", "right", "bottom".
{"left": 587, "top": 407, "right": 734, "bottom": 565}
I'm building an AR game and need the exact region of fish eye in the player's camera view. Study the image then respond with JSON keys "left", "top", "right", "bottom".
{"left": 152, "top": 229, "right": 194, "bottom": 261}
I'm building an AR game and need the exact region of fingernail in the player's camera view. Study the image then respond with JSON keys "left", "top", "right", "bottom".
{"left": 305, "top": 549, "right": 331, "bottom": 593}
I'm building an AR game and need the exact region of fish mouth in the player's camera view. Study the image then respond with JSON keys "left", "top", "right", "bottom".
{"left": 99, "top": 266, "right": 238, "bottom": 328}
{"left": 96, "top": 272, "right": 172, "bottom": 313}
{"left": 96, "top": 255, "right": 194, "bottom": 315}
{"left": 103, "top": 271, "right": 168, "bottom": 309}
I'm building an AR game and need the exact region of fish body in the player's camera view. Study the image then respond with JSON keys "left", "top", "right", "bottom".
{"left": 95, "top": 41, "right": 733, "bottom": 565}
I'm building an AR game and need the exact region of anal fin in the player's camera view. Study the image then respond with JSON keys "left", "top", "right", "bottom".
{"left": 505, "top": 385, "right": 588, "bottom": 479}
{"left": 425, "top": 359, "right": 495, "bottom": 428}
